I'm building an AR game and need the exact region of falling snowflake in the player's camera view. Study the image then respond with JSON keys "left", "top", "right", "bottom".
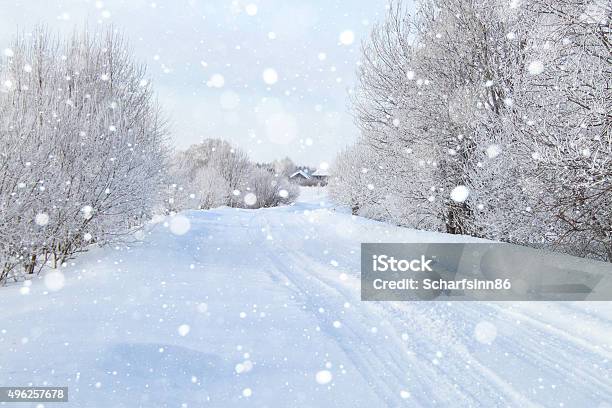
{"left": 35, "top": 213, "right": 50, "bottom": 226}
{"left": 244, "top": 193, "right": 257, "bottom": 206}
{"left": 262, "top": 68, "right": 278, "bottom": 85}
{"left": 207, "top": 74, "right": 225, "bottom": 88}
{"left": 474, "top": 321, "right": 497, "bottom": 344}
{"left": 169, "top": 215, "right": 191, "bottom": 235}
{"left": 485, "top": 144, "right": 502, "bottom": 159}
{"left": 450, "top": 185, "right": 470, "bottom": 203}
{"left": 527, "top": 61, "right": 544, "bottom": 75}
{"left": 244, "top": 4, "right": 258, "bottom": 16}
{"left": 44, "top": 271, "right": 65, "bottom": 291}
{"left": 177, "top": 324, "right": 190, "bottom": 337}
{"left": 315, "top": 370, "right": 333, "bottom": 385}
{"left": 81, "top": 205, "right": 94, "bottom": 219}
{"left": 339, "top": 30, "right": 355, "bottom": 45}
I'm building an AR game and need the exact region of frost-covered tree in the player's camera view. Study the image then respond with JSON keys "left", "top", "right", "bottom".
{"left": 168, "top": 139, "right": 298, "bottom": 211}
{"left": 271, "top": 157, "right": 297, "bottom": 178}
{"left": 329, "top": 144, "right": 386, "bottom": 218}
{"left": 241, "top": 167, "right": 299, "bottom": 208}
{"left": 0, "top": 27, "right": 168, "bottom": 282}
{"left": 193, "top": 167, "right": 230, "bottom": 210}
{"left": 337, "top": 0, "right": 611, "bottom": 261}
{"left": 353, "top": 0, "right": 533, "bottom": 233}
{"left": 167, "top": 139, "right": 250, "bottom": 210}
{"left": 472, "top": 0, "right": 612, "bottom": 260}
{"left": 516, "top": 0, "right": 612, "bottom": 260}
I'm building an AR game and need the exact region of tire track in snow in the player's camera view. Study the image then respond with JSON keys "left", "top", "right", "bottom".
{"left": 280, "top": 205, "right": 612, "bottom": 406}
{"left": 247, "top": 210, "right": 541, "bottom": 407}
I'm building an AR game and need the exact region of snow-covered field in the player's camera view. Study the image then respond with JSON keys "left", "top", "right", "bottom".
{"left": 1, "top": 188, "right": 611, "bottom": 407}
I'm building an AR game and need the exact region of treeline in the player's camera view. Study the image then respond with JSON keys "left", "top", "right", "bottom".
{"left": 166, "top": 140, "right": 298, "bottom": 212}
{"left": 329, "top": 0, "right": 611, "bottom": 261}
{"left": 0, "top": 28, "right": 299, "bottom": 285}
{"left": 0, "top": 27, "right": 167, "bottom": 283}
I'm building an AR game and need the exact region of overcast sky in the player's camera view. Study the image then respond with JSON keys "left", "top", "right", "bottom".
{"left": 0, "top": 0, "right": 393, "bottom": 166}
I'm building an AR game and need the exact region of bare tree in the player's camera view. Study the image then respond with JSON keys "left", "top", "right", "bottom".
{"left": 335, "top": 0, "right": 611, "bottom": 261}
{"left": 167, "top": 139, "right": 298, "bottom": 211}
{"left": 0, "top": 26, "right": 168, "bottom": 283}
{"left": 517, "top": 0, "right": 612, "bottom": 260}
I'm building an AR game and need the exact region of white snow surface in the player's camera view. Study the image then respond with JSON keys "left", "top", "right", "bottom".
{"left": 1, "top": 188, "right": 611, "bottom": 407}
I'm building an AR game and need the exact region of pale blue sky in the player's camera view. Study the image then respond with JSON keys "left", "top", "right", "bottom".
{"left": 0, "top": 0, "right": 393, "bottom": 166}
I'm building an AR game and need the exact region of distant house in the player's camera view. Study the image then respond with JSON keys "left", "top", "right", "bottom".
{"left": 289, "top": 170, "right": 312, "bottom": 183}
{"left": 290, "top": 168, "right": 328, "bottom": 186}
{"left": 311, "top": 168, "right": 329, "bottom": 184}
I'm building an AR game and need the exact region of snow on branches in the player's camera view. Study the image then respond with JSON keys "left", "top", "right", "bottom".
{"left": 166, "top": 139, "right": 298, "bottom": 213}
{"left": 331, "top": 0, "right": 612, "bottom": 261}
{"left": 0, "top": 27, "right": 168, "bottom": 283}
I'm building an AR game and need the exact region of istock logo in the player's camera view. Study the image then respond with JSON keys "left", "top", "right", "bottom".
{"left": 372, "top": 254, "right": 433, "bottom": 272}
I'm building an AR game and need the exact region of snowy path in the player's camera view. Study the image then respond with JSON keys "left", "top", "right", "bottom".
{"left": 1, "top": 189, "right": 611, "bottom": 407}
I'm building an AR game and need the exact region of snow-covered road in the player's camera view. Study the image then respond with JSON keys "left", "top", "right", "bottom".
{"left": 1, "top": 189, "right": 611, "bottom": 407}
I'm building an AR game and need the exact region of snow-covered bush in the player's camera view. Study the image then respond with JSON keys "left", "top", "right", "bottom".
{"left": 328, "top": 145, "right": 385, "bottom": 217}
{"left": 241, "top": 167, "right": 299, "bottom": 208}
{"left": 193, "top": 167, "right": 230, "bottom": 210}
{"left": 0, "top": 27, "right": 168, "bottom": 283}
{"left": 167, "top": 139, "right": 250, "bottom": 211}
{"left": 167, "top": 139, "right": 298, "bottom": 211}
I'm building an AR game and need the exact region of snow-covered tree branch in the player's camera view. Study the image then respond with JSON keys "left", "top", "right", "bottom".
{"left": 0, "top": 27, "right": 168, "bottom": 283}
{"left": 332, "top": 0, "right": 612, "bottom": 261}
